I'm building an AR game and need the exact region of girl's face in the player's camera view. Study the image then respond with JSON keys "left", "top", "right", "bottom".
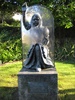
{"left": 31, "top": 14, "right": 40, "bottom": 27}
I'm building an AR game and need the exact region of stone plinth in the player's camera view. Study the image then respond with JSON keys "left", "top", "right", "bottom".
{"left": 18, "top": 68, "right": 58, "bottom": 100}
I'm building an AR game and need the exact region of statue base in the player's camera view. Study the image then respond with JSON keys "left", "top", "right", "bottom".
{"left": 18, "top": 68, "right": 58, "bottom": 100}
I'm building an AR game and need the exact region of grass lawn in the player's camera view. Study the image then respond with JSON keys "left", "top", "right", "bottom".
{"left": 56, "top": 61, "right": 75, "bottom": 100}
{"left": 0, "top": 61, "right": 75, "bottom": 100}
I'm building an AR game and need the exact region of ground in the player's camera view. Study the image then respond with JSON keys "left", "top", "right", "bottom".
{"left": 0, "top": 61, "right": 75, "bottom": 100}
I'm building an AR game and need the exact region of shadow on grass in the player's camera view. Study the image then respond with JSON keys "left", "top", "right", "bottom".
{"left": 63, "top": 60, "right": 75, "bottom": 65}
{"left": 0, "top": 87, "right": 75, "bottom": 100}
{"left": 0, "top": 87, "right": 19, "bottom": 100}
{"left": 56, "top": 60, "right": 75, "bottom": 66}
{"left": 58, "top": 89, "right": 75, "bottom": 100}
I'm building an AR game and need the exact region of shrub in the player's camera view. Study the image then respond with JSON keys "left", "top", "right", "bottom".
{"left": 0, "top": 29, "right": 75, "bottom": 63}
{"left": 55, "top": 38, "right": 75, "bottom": 61}
{"left": 0, "top": 29, "right": 23, "bottom": 63}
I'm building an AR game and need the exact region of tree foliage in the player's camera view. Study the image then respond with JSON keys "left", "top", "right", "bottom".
{"left": 0, "top": 0, "right": 75, "bottom": 28}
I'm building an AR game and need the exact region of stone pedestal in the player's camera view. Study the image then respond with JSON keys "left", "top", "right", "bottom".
{"left": 18, "top": 68, "right": 58, "bottom": 100}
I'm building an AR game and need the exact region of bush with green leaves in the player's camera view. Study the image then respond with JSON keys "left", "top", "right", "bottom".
{"left": 55, "top": 38, "right": 75, "bottom": 61}
{"left": 0, "top": 29, "right": 75, "bottom": 63}
{"left": 0, "top": 29, "right": 23, "bottom": 63}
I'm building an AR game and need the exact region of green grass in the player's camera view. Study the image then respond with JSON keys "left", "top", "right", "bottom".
{"left": 0, "top": 61, "right": 22, "bottom": 100}
{"left": 55, "top": 61, "right": 75, "bottom": 100}
{"left": 0, "top": 61, "right": 75, "bottom": 100}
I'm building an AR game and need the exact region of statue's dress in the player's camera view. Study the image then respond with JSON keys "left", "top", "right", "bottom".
{"left": 24, "top": 27, "right": 54, "bottom": 70}
{"left": 24, "top": 43, "right": 54, "bottom": 70}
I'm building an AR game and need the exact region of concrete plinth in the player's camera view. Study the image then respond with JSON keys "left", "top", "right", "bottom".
{"left": 18, "top": 68, "right": 58, "bottom": 100}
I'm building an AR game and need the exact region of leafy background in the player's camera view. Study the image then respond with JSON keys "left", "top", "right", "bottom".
{"left": 0, "top": 28, "right": 75, "bottom": 64}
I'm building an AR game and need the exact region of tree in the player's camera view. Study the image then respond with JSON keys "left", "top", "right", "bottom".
{"left": 0, "top": 0, "right": 18, "bottom": 24}
{"left": 0, "top": 0, "right": 75, "bottom": 28}
{"left": 51, "top": 0, "right": 75, "bottom": 28}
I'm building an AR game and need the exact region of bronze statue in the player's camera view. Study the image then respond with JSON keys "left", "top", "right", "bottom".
{"left": 21, "top": 3, "right": 54, "bottom": 71}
